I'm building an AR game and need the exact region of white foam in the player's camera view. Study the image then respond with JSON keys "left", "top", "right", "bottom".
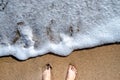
{"left": 0, "top": 18, "right": 120, "bottom": 60}
{"left": 0, "top": 0, "right": 120, "bottom": 60}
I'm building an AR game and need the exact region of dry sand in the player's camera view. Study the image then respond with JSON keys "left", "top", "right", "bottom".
{"left": 0, "top": 44, "right": 120, "bottom": 80}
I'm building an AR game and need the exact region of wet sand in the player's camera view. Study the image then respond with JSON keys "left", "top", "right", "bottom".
{"left": 0, "top": 44, "right": 120, "bottom": 80}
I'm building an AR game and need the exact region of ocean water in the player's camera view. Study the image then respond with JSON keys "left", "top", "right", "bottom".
{"left": 0, "top": 0, "right": 120, "bottom": 60}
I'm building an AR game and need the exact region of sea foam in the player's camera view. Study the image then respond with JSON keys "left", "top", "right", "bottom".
{"left": 0, "top": 0, "right": 120, "bottom": 60}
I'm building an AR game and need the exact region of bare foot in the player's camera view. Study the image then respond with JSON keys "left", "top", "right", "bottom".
{"left": 42, "top": 64, "right": 52, "bottom": 80}
{"left": 66, "top": 65, "right": 77, "bottom": 80}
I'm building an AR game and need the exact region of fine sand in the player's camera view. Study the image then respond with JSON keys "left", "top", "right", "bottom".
{"left": 0, "top": 44, "right": 120, "bottom": 80}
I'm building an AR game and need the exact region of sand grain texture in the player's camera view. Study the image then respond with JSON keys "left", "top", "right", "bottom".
{"left": 0, "top": 44, "right": 120, "bottom": 80}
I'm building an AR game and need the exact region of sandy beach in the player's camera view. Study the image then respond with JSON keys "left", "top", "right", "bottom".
{"left": 0, "top": 44, "right": 120, "bottom": 80}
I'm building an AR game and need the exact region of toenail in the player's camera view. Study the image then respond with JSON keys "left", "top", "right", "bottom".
{"left": 46, "top": 64, "right": 52, "bottom": 69}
